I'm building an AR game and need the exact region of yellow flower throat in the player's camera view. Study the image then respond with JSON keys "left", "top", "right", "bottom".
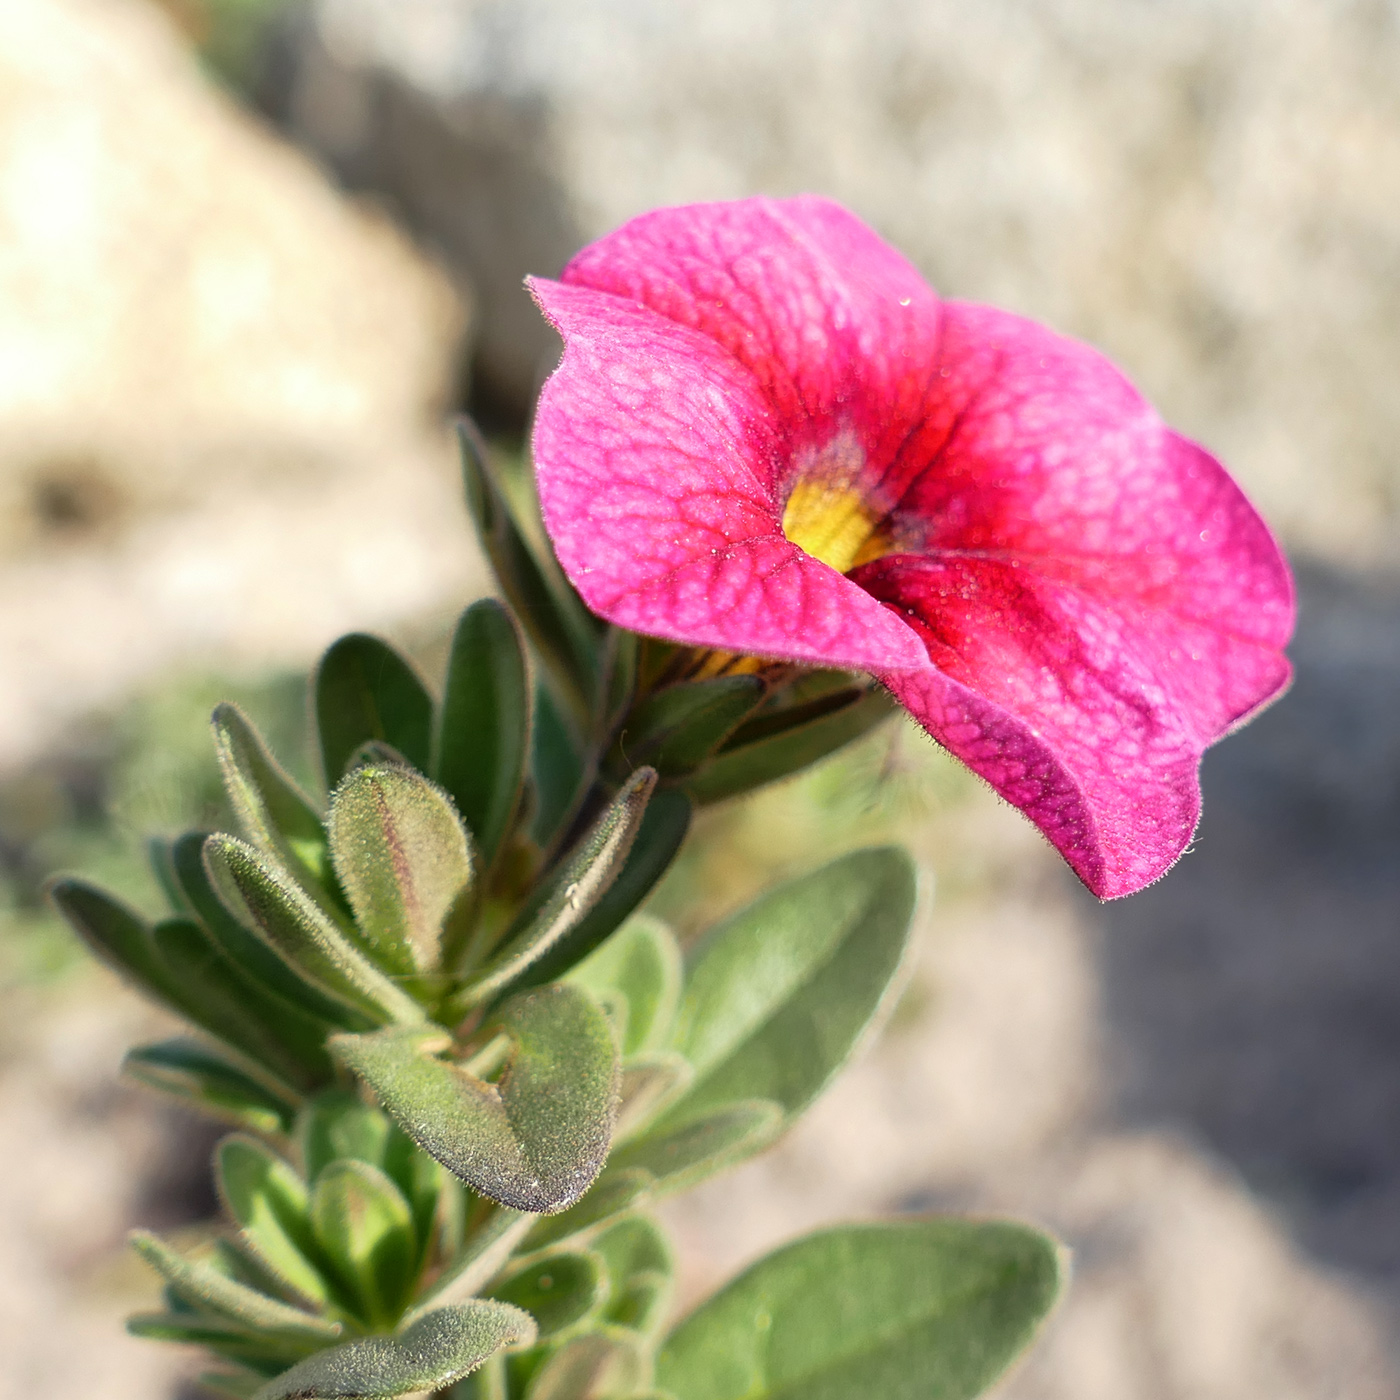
{"left": 781, "top": 477, "right": 891, "bottom": 574}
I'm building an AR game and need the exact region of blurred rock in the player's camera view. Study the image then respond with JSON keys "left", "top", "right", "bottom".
{"left": 265, "top": 0, "right": 1400, "bottom": 569}
{"left": 0, "top": 0, "right": 479, "bottom": 770}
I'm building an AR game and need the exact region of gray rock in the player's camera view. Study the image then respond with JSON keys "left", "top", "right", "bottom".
{"left": 265, "top": 0, "right": 1400, "bottom": 568}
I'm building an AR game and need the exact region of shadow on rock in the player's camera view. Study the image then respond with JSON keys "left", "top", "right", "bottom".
{"left": 1096, "top": 562, "right": 1400, "bottom": 1278}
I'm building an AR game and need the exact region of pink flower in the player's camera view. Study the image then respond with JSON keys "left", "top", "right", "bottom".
{"left": 528, "top": 197, "right": 1294, "bottom": 899}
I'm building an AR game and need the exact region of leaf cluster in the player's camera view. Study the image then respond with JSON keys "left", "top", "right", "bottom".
{"left": 46, "top": 428, "right": 1063, "bottom": 1399}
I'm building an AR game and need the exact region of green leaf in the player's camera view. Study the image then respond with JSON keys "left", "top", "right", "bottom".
{"left": 614, "top": 677, "right": 767, "bottom": 779}
{"left": 171, "top": 833, "right": 372, "bottom": 1030}
{"left": 489, "top": 1252, "right": 604, "bottom": 1338}
{"left": 518, "top": 789, "right": 691, "bottom": 990}
{"left": 615, "top": 1053, "right": 694, "bottom": 1143}
{"left": 316, "top": 634, "right": 434, "bottom": 786}
{"left": 328, "top": 765, "right": 474, "bottom": 976}
{"left": 411, "top": 1208, "right": 535, "bottom": 1316}
{"left": 330, "top": 984, "right": 618, "bottom": 1214}
{"left": 458, "top": 423, "right": 601, "bottom": 721}
{"left": 600, "top": 629, "right": 639, "bottom": 735}
{"left": 48, "top": 878, "right": 184, "bottom": 1013}
{"left": 204, "top": 835, "right": 426, "bottom": 1026}
{"left": 436, "top": 600, "right": 532, "bottom": 872}
{"left": 592, "top": 1215, "right": 672, "bottom": 1286}
{"left": 311, "top": 1161, "right": 418, "bottom": 1328}
{"left": 530, "top": 679, "right": 587, "bottom": 848}
{"left": 217, "top": 1136, "right": 331, "bottom": 1308}
{"left": 521, "top": 1169, "right": 652, "bottom": 1254}
{"left": 684, "top": 688, "right": 896, "bottom": 806}
{"left": 124, "top": 1039, "right": 297, "bottom": 1134}
{"left": 606, "top": 1102, "right": 782, "bottom": 1197}
{"left": 130, "top": 1231, "right": 340, "bottom": 1343}
{"left": 149, "top": 917, "right": 334, "bottom": 1090}
{"left": 300, "top": 1089, "right": 392, "bottom": 1181}
{"left": 460, "top": 769, "right": 657, "bottom": 1004}
{"left": 252, "top": 1302, "right": 536, "bottom": 1400}
{"left": 127, "top": 1314, "right": 310, "bottom": 1367}
{"left": 522, "top": 1328, "right": 647, "bottom": 1400}
{"left": 655, "top": 1220, "right": 1064, "bottom": 1400}
{"left": 567, "top": 916, "right": 683, "bottom": 1057}
{"left": 198, "top": 1369, "right": 267, "bottom": 1399}
{"left": 668, "top": 847, "right": 916, "bottom": 1124}
{"left": 592, "top": 1214, "right": 674, "bottom": 1334}
{"left": 212, "top": 702, "right": 336, "bottom": 902}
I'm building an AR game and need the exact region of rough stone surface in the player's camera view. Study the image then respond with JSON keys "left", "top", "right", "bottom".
{"left": 267, "top": 0, "right": 1400, "bottom": 569}
{"left": 0, "top": 0, "right": 480, "bottom": 770}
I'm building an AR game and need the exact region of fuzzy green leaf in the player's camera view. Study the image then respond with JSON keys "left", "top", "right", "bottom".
{"left": 458, "top": 423, "right": 601, "bottom": 719}
{"left": 316, "top": 634, "right": 434, "bottom": 786}
{"left": 530, "top": 679, "right": 588, "bottom": 848}
{"left": 567, "top": 916, "right": 683, "bottom": 1057}
{"left": 212, "top": 702, "right": 336, "bottom": 902}
{"left": 521, "top": 1169, "right": 652, "bottom": 1254}
{"left": 522, "top": 1327, "right": 648, "bottom": 1400}
{"left": 615, "top": 1053, "right": 695, "bottom": 1144}
{"left": 593, "top": 1215, "right": 673, "bottom": 1335}
{"left": 436, "top": 600, "right": 532, "bottom": 872}
{"left": 124, "top": 1039, "right": 297, "bottom": 1134}
{"left": 489, "top": 1252, "right": 605, "bottom": 1339}
{"left": 330, "top": 984, "right": 618, "bottom": 1213}
{"left": 126, "top": 1313, "right": 311, "bottom": 1368}
{"left": 615, "top": 677, "right": 767, "bottom": 779}
{"left": 656, "top": 1220, "right": 1064, "bottom": 1400}
{"left": 329, "top": 765, "right": 474, "bottom": 976}
{"left": 149, "top": 917, "right": 335, "bottom": 1090}
{"left": 204, "top": 835, "right": 426, "bottom": 1026}
{"left": 461, "top": 769, "right": 657, "bottom": 1004}
{"left": 253, "top": 1302, "right": 536, "bottom": 1400}
{"left": 300, "top": 1089, "right": 392, "bottom": 1182}
{"left": 218, "top": 1136, "right": 331, "bottom": 1308}
{"left": 668, "top": 847, "right": 916, "bottom": 1125}
{"left": 311, "top": 1160, "right": 418, "bottom": 1328}
{"left": 48, "top": 878, "right": 184, "bottom": 1012}
{"left": 684, "top": 688, "right": 897, "bottom": 806}
{"left": 607, "top": 1102, "right": 782, "bottom": 1197}
{"left": 171, "top": 833, "right": 372, "bottom": 1030}
{"left": 130, "top": 1231, "right": 340, "bottom": 1343}
{"left": 518, "top": 789, "right": 691, "bottom": 990}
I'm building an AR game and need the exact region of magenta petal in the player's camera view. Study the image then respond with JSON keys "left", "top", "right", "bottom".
{"left": 530, "top": 277, "right": 929, "bottom": 671}
{"left": 858, "top": 551, "right": 1292, "bottom": 896}
{"left": 559, "top": 196, "right": 947, "bottom": 483}
{"left": 882, "top": 662, "right": 1201, "bottom": 899}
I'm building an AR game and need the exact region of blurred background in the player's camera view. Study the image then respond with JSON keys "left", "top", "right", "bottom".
{"left": 2, "top": 0, "right": 1399, "bottom": 1394}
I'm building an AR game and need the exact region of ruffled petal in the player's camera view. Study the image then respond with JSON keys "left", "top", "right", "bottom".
{"left": 858, "top": 552, "right": 1291, "bottom": 895}
{"left": 530, "top": 276, "right": 929, "bottom": 671}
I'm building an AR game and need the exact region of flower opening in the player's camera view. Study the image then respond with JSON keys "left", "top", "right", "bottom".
{"left": 528, "top": 196, "right": 1295, "bottom": 899}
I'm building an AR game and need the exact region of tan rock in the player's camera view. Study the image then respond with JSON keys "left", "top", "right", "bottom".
{"left": 0, "top": 0, "right": 477, "bottom": 769}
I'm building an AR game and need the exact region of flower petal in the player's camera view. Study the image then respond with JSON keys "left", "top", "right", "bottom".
{"left": 858, "top": 552, "right": 1291, "bottom": 896}
{"left": 530, "top": 276, "right": 928, "bottom": 671}
{"left": 559, "top": 196, "right": 946, "bottom": 492}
